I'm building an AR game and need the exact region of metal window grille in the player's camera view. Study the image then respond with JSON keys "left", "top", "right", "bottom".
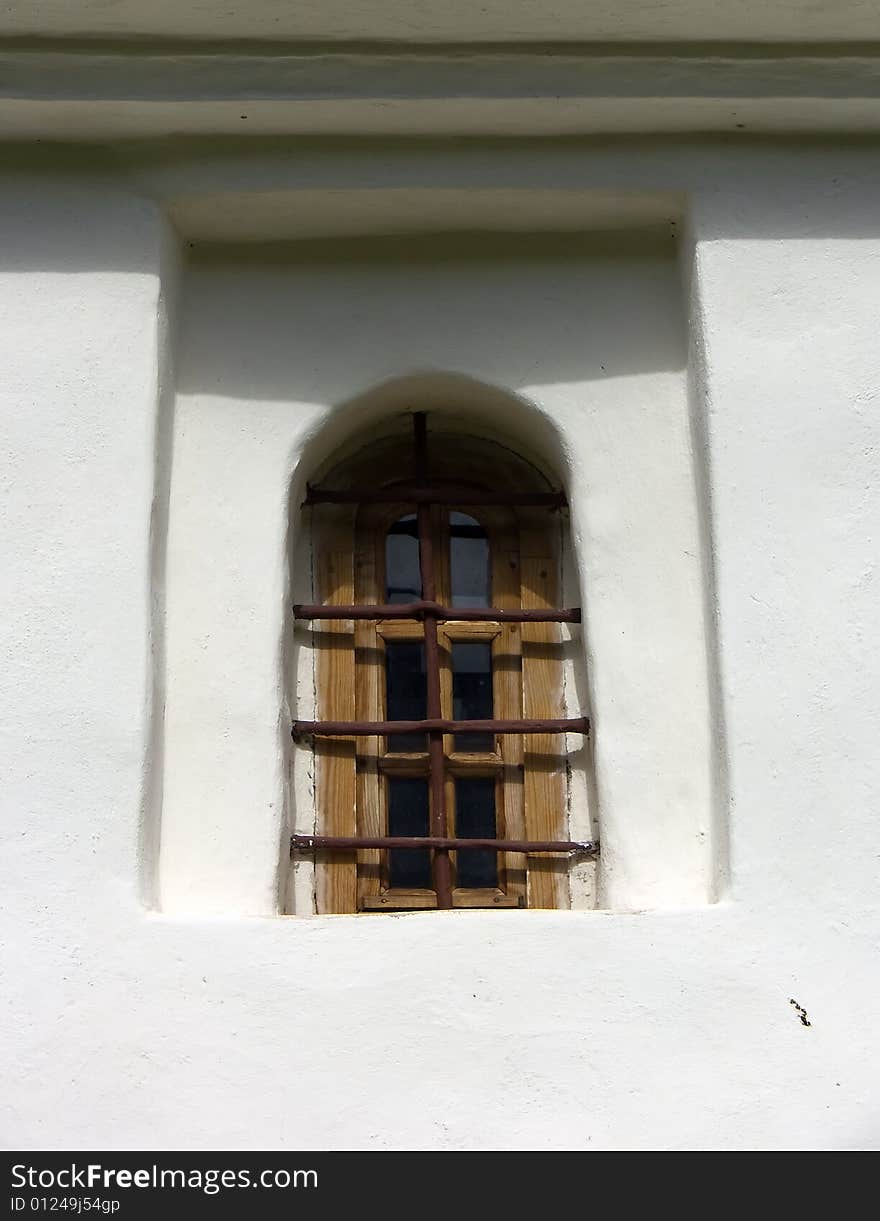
{"left": 291, "top": 412, "right": 597, "bottom": 909}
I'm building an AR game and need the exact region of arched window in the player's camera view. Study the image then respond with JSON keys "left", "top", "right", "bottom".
{"left": 293, "top": 413, "right": 595, "bottom": 912}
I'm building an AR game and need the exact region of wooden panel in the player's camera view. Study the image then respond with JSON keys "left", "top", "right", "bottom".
{"left": 377, "top": 620, "right": 425, "bottom": 641}
{"left": 520, "top": 523, "right": 569, "bottom": 910}
{"left": 362, "top": 890, "right": 521, "bottom": 911}
{"left": 362, "top": 893, "right": 438, "bottom": 911}
{"left": 439, "top": 621, "right": 502, "bottom": 641}
{"left": 355, "top": 514, "right": 383, "bottom": 906}
{"left": 493, "top": 516, "right": 526, "bottom": 904}
{"left": 454, "top": 889, "right": 521, "bottom": 909}
{"left": 378, "top": 753, "right": 432, "bottom": 775}
{"left": 314, "top": 507, "right": 358, "bottom": 914}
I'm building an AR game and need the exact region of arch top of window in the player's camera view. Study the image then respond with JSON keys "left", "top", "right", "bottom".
{"left": 304, "top": 417, "right": 564, "bottom": 511}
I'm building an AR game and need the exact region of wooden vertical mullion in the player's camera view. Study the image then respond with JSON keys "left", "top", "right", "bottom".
{"left": 355, "top": 513, "right": 382, "bottom": 907}
{"left": 492, "top": 513, "right": 526, "bottom": 904}
{"left": 434, "top": 505, "right": 453, "bottom": 767}
{"left": 434, "top": 501, "right": 455, "bottom": 896}
{"left": 373, "top": 503, "right": 418, "bottom": 901}
{"left": 315, "top": 505, "right": 357, "bottom": 914}
{"left": 521, "top": 516, "right": 569, "bottom": 910}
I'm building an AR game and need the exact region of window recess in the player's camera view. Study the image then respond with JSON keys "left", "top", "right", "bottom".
{"left": 293, "top": 413, "right": 596, "bottom": 912}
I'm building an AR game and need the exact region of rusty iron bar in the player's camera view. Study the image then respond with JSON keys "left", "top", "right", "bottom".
{"left": 293, "top": 601, "right": 582, "bottom": 623}
{"left": 412, "top": 413, "right": 453, "bottom": 908}
{"left": 304, "top": 485, "right": 566, "bottom": 508}
{"left": 293, "top": 716, "right": 589, "bottom": 739}
{"left": 292, "top": 834, "right": 599, "bottom": 856}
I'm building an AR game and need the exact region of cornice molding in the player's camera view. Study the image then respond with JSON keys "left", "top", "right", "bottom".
{"left": 5, "top": 44, "right": 880, "bottom": 138}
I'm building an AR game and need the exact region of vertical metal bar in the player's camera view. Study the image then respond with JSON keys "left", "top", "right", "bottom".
{"left": 413, "top": 412, "right": 453, "bottom": 909}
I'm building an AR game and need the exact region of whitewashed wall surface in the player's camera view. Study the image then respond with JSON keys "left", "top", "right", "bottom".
{"left": 2, "top": 9, "right": 880, "bottom": 1148}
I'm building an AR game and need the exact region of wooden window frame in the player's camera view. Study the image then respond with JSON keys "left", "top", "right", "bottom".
{"left": 292, "top": 413, "right": 596, "bottom": 914}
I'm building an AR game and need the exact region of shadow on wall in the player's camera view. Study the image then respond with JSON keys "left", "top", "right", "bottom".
{"left": 0, "top": 166, "right": 168, "bottom": 274}
{"left": 135, "top": 132, "right": 880, "bottom": 248}
{"left": 176, "top": 230, "right": 684, "bottom": 406}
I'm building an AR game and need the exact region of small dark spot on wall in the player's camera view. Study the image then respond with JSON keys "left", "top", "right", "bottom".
{"left": 789, "top": 998, "right": 812, "bottom": 1027}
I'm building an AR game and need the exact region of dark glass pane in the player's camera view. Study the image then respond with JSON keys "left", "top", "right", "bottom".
{"left": 388, "top": 777, "right": 431, "bottom": 889}
{"left": 450, "top": 512, "right": 489, "bottom": 608}
{"left": 385, "top": 640, "right": 426, "bottom": 752}
{"left": 455, "top": 778, "right": 498, "bottom": 888}
{"left": 386, "top": 514, "right": 421, "bottom": 605}
{"left": 452, "top": 641, "right": 494, "bottom": 752}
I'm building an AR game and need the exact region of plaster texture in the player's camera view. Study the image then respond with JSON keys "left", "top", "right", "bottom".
{"left": 2, "top": 142, "right": 880, "bottom": 1150}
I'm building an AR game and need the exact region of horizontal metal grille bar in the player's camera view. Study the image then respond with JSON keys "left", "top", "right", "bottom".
{"left": 292, "top": 834, "right": 598, "bottom": 855}
{"left": 304, "top": 484, "right": 566, "bottom": 508}
{"left": 293, "top": 600, "right": 581, "bottom": 623}
{"left": 292, "top": 716, "right": 589, "bottom": 738}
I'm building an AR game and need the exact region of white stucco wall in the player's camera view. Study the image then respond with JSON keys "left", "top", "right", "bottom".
{"left": 2, "top": 145, "right": 880, "bottom": 1150}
